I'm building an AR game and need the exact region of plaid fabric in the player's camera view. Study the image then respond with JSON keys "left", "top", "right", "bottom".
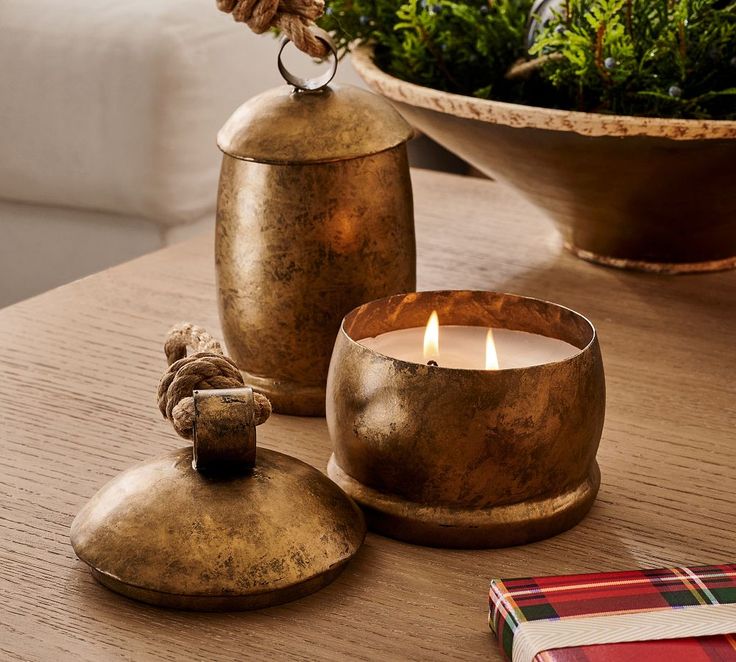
{"left": 489, "top": 564, "right": 736, "bottom": 662}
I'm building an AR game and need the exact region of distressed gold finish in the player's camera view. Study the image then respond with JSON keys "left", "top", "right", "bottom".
{"left": 326, "top": 290, "right": 605, "bottom": 548}
{"left": 217, "top": 84, "right": 413, "bottom": 164}
{"left": 192, "top": 388, "right": 256, "bottom": 472}
{"left": 71, "top": 387, "right": 366, "bottom": 610}
{"left": 216, "top": 84, "right": 416, "bottom": 416}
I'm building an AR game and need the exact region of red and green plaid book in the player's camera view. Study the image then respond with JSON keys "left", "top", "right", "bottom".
{"left": 489, "top": 564, "right": 736, "bottom": 662}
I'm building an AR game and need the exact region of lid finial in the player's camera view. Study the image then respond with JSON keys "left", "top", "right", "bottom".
{"left": 156, "top": 323, "right": 271, "bottom": 472}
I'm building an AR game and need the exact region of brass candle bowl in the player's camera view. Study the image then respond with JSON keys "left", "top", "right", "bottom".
{"left": 326, "top": 290, "right": 605, "bottom": 548}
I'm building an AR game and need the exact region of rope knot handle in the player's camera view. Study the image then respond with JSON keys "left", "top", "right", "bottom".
{"left": 157, "top": 323, "right": 272, "bottom": 440}
{"left": 217, "top": 0, "right": 329, "bottom": 58}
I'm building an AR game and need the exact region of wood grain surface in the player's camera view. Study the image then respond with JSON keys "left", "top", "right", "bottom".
{"left": 1, "top": 169, "right": 734, "bottom": 661}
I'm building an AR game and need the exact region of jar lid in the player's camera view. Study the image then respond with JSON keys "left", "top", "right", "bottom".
{"left": 70, "top": 385, "right": 366, "bottom": 610}
{"left": 217, "top": 83, "right": 414, "bottom": 164}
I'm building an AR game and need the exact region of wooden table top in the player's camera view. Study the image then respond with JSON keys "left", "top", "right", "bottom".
{"left": 2, "top": 169, "right": 735, "bottom": 661}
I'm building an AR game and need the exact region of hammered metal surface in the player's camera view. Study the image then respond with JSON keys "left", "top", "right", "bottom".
{"left": 326, "top": 290, "right": 605, "bottom": 548}
{"left": 70, "top": 447, "right": 366, "bottom": 609}
{"left": 217, "top": 84, "right": 413, "bottom": 164}
{"left": 216, "top": 147, "right": 416, "bottom": 416}
{"left": 192, "top": 388, "right": 256, "bottom": 472}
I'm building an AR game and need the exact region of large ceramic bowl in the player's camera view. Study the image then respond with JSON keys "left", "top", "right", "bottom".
{"left": 351, "top": 46, "right": 736, "bottom": 273}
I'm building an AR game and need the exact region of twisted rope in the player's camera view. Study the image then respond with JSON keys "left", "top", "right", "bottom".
{"left": 164, "top": 322, "right": 223, "bottom": 364}
{"left": 217, "top": 0, "right": 328, "bottom": 58}
{"left": 157, "top": 323, "right": 272, "bottom": 439}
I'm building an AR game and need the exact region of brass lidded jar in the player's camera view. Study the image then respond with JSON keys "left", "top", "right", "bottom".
{"left": 215, "top": 35, "right": 416, "bottom": 416}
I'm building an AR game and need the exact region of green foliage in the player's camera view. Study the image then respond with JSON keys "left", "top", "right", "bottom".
{"left": 531, "top": 0, "right": 736, "bottom": 117}
{"left": 319, "top": 0, "right": 533, "bottom": 99}
{"left": 319, "top": 0, "right": 736, "bottom": 119}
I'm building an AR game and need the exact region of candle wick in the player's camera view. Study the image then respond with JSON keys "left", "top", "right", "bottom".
{"left": 426, "top": 360, "right": 439, "bottom": 367}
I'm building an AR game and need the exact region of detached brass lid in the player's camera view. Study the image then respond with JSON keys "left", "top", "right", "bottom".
{"left": 70, "top": 325, "right": 365, "bottom": 611}
{"left": 71, "top": 439, "right": 365, "bottom": 611}
{"left": 217, "top": 84, "right": 414, "bottom": 164}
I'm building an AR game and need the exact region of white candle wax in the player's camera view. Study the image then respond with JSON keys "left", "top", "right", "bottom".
{"left": 358, "top": 325, "right": 579, "bottom": 369}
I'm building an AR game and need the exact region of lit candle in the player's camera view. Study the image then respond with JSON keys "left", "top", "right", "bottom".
{"left": 358, "top": 311, "right": 579, "bottom": 369}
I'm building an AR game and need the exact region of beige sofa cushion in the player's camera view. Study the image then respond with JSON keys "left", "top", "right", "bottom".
{"left": 0, "top": 0, "right": 283, "bottom": 226}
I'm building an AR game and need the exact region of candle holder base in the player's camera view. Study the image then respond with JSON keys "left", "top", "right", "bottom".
{"left": 327, "top": 456, "right": 600, "bottom": 548}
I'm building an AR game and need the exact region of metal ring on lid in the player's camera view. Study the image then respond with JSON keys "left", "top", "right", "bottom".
{"left": 277, "top": 27, "right": 338, "bottom": 92}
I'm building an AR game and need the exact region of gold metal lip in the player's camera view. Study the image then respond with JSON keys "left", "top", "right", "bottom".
{"left": 83, "top": 555, "right": 355, "bottom": 604}
{"left": 88, "top": 563, "right": 353, "bottom": 611}
{"left": 217, "top": 139, "right": 411, "bottom": 166}
{"left": 339, "top": 289, "right": 597, "bottom": 372}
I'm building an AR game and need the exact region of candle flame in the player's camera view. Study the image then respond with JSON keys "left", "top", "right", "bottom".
{"left": 423, "top": 311, "right": 440, "bottom": 362}
{"left": 485, "top": 328, "right": 500, "bottom": 370}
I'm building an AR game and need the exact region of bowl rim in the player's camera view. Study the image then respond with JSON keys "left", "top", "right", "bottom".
{"left": 338, "top": 289, "right": 597, "bottom": 373}
{"left": 350, "top": 45, "right": 736, "bottom": 140}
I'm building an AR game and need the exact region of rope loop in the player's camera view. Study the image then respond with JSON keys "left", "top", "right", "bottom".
{"left": 157, "top": 323, "right": 272, "bottom": 439}
{"left": 217, "top": 0, "right": 329, "bottom": 58}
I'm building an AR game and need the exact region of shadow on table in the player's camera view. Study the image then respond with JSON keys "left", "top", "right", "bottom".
{"left": 487, "top": 244, "right": 736, "bottom": 331}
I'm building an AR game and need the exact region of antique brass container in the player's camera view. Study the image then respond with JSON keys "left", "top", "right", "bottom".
{"left": 216, "top": 36, "right": 416, "bottom": 416}
{"left": 326, "top": 291, "right": 605, "bottom": 548}
{"left": 71, "top": 387, "right": 366, "bottom": 610}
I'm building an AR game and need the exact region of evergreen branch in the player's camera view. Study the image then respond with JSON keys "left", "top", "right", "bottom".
{"left": 319, "top": 0, "right": 736, "bottom": 119}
